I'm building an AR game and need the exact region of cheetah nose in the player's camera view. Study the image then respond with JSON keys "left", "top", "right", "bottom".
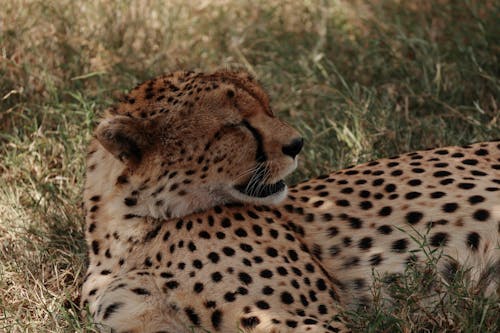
{"left": 282, "top": 137, "right": 304, "bottom": 158}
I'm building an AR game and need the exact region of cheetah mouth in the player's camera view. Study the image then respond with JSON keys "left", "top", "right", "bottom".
{"left": 229, "top": 164, "right": 291, "bottom": 202}
{"left": 234, "top": 179, "right": 286, "bottom": 198}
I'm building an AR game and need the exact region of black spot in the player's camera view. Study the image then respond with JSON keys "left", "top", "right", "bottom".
{"left": 433, "top": 171, "right": 452, "bottom": 177}
{"left": 466, "top": 232, "right": 480, "bottom": 250}
{"left": 473, "top": 209, "right": 490, "bottom": 221}
{"left": 240, "top": 243, "right": 253, "bottom": 252}
{"left": 211, "top": 272, "right": 223, "bottom": 282}
{"left": 288, "top": 249, "right": 299, "bottom": 261}
{"left": 391, "top": 170, "right": 403, "bottom": 176}
{"left": 89, "top": 195, "right": 100, "bottom": 202}
{"left": 442, "top": 203, "right": 459, "bottom": 213}
{"left": 165, "top": 281, "right": 179, "bottom": 289}
{"left": 262, "top": 286, "right": 274, "bottom": 295}
{"left": 385, "top": 184, "right": 396, "bottom": 192}
{"left": 192, "top": 259, "right": 203, "bottom": 269}
{"left": 377, "top": 225, "right": 393, "bottom": 234}
{"left": 240, "top": 316, "right": 260, "bottom": 328}
{"left": 468, "top": 195, "right": 485, "bottom": 205}
{"left": 237, "top": 287, "right": 248, "bottom": 295}
{"left": 378, "top": 206, "right": 392, "bottom": 216}
{"left": 277, "top": 266, "right": 288, "bottom": 276}
{"left": 116, "top": 175, "right": 128, "bottom": 184}
{"left": 359, "top": 190, "right": 370, "bottom": 198}
{"left": 220, "top": 218, "right": 231, "bottom": 228}
{"left": 199, "top": 231, "right": 210, "bottom": 239}
{"left": 235, "top": 228, "right": 248, "bottom": 237}
{"left": 144, "top": 225, "right": 162, "bottom": 242}
{"left": 175, "top": 220, "right": 184, "bottom": 230}
{"left": 223, "top": 292, "right": 236, "bottom": 303}
{"left": 304, "top": 318, "right": 318, "bottom": 325}
{"left": 286, "top": 320, "right": 298, "bottom": 328}
{"left": 266, "top": 247, "right": 278, "bottom": 257}
{"left": 252, "top": 224, "right": 263, "bottom": 236}
{"left": 392, "top": 239, "right": 408, "bottom": 253}
{"left": 408, "top": 179, "right": 422, "bottom": 186}
{"left": 430, "top": 232, "right": 449, "bottom": 247}
{"left": 474, "top": 148, "right": 489, "bottom": 156}
{"left": 329, "top": 245, "right": 341, "bottom": 256}
{"left": 211, "top": 309, "right": 222, "bottom": 329}
{"left": 316, "top": 278, "right": 327, "bottom": 291}
{"left": 430, "top": 191, "right": 446, "bottom": 199}
{"left": 359, "top": 237, "right": 373, "bottom": 250}
{"left": 260, "top": 269, "right": 273, "bottom": 278}
{"left": 353, "top": 278, "right": 366, "bottom": 289}
{"left": 132, "top": 288, "right": 150, "bottom": 295}
{"left": 238, "top": 272, "right": 253, "bottom": 285}
{"left": 343, "top": 256, "right": 360, "bottom": 267}
{"left": 91, "top": 240, "right": 100, "bottom": 255}
{"left": 234, "top": 213, "right": 245, "bottom": 221}
{"left": 103, "top": 302, "right": 123, "bottom": 320}
{"left": 193, "top": 282, "right": 204, "bottom": 293}
{"left": 440, "top": 178, "right": 455, "bottom": 185}
{"left": 336, "top": 199, "right": 350, "bottom": 207}
{"left": 405, "top": 192, "right": 422, "bottom": 200}
{"left": 360, "top": 201, "right": 373, "bottom": 210}
{"left": 208, "top": 252, "right": 220, "bottom": 263}
{"left": 370, "top": 254, "right": 383, "bottom": 266}
{"left": 256, "top": 300, "right": 270, "bottom": 309}
{"left": 458, "top": 183, "right": 475, "bottom": 190}
{"left": 327, "top": 227, "right": 339, "bottom": 237}
{"left": 340, "top": 187, "right": 354, "bottom": 194}
{"left": 462, "top": 159, "right": 478, "bottom": 165}
{"left": 348, "top": 217, "right": 363, "bottom": 229}
{"left": 281, "top": 291, "right": 294, "bottom": 304}
{"left": 406, "top": 211, "right": 423, "bottom": 224}
{"left": 185, "top": 307, "right": 200, "bottom": 326}
{"left": 222, "top": 247, "right": 235, "bottom": 256}
{"left": 124, "top": 197, "right": 137, "bottom": 206}
{"left": 269, "top": 228, "right": 280, "bottom": 238}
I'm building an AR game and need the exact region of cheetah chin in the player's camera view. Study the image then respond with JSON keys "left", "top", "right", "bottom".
{"left": 229, "top": 162, "right": 298, "bottom": 204}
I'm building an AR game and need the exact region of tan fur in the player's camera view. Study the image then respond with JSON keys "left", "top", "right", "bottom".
{"left": 82, "top": 70, "right": 347, "bottom": 332}
{"left": 82, "top": 70, "right": 499, "bottom": 332}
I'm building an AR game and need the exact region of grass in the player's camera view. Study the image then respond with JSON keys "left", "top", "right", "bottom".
{"left": 0, "top": 0, "right": 498, "bottom": 331}
{"left": 348, "top": 228, "right": 499, "bottom": 332}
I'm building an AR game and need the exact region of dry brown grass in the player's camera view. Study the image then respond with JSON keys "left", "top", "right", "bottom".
{"left": 1, "top": 0, "right": 498, "bottom": 332}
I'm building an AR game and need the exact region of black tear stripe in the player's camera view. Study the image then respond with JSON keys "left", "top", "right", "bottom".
{"left": 241, "top": 120, "right": 267, "bottom": 162}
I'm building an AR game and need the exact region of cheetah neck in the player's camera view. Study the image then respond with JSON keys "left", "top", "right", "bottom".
{"left": 84, "top": 141, "right": 226, "bottom": 254}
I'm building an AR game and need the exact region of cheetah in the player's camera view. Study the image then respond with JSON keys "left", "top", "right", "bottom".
{"left": 82, "top": 70, "right": 347, "bottom": 332}
{"left": 82, "top": 70, "right": 499, "bottom": 332}
{"left": 282, "top": 140, "right": 499, "bottom": 305}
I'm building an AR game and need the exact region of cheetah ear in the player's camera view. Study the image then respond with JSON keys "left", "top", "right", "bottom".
{"left": 95, "top": 116, "right": 148, "bottom": 166}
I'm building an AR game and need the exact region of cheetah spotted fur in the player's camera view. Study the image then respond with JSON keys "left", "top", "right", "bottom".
{"left": 82, "top": 70, "right": 499, "bottom": 332}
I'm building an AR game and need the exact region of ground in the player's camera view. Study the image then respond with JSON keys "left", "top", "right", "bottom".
{"left": 0, "top": 1, "right": 498, "bottom": 332}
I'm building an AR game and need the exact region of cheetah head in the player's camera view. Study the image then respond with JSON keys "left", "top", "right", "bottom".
{"left": 93, "top": 70, "right": 303, "bottom": 218}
